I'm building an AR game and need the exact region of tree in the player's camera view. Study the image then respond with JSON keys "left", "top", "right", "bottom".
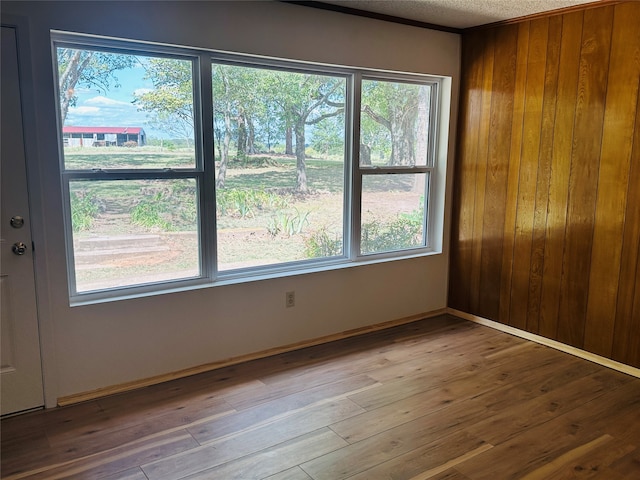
{"left": 134, "top": 58, "right": 195, "bottom": 146}
{"left": 136, "top": 60, "right": 345, "bottom": 192}
{"left": 361, "top": 80, "right": 430, "bottom": 166}
{"left": 212, "top": 65, "right": 234, "bottom": 188}
{"left": 257, "top": 101, "right": 283, "bottom": 152}
{"left": 311, "top": 115, "right": 344, "bottom": 157}
{"left": 57, "top": 47, "right": 136, "bottom": 123}
{"left": 212, "top": 64, "right": 264, "bottom": 187}
{"left": 266, "top": 72, "right": 345, "bottom": 192}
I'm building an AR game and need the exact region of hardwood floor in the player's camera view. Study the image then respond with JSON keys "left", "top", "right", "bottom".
{"left": 2, "top": 314, "right": 639, "bottom": 479}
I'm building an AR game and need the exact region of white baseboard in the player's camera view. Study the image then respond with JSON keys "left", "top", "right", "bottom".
{"left": 447, "top": 308, "right": 640, "bottom": 379}
{"left": 58, "top": 308, "right": 447, "bottom": 406}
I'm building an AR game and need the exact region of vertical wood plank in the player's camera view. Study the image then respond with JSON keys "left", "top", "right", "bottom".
{"left": 477, "top": 24, "right": 518, "bottom": 320}
{"left": 469, "top": 30, "right": 495, "bottom": 313}
{"left": 584, "top": 1, "right": 640, "bottom": 357}
{"left": 629, "top": 243, "right": 640, "bottom": 366}
{"left": 450, "top": 1, "right": 640, "bottom": 369}
{"left": 508, "top": 18, "right": 549, "bottom": 330}
{"left": 538, "top": 11, "right": 584, "bottom": 339}
{"left": 612, "top": 5, "right": 640, "bottom": 367}
{"left": 499, "top": 22, "right": 530, "bottom": 325}
{"left": 556, "top": 6, "right": 614, "bottom": 348}
{"left": 526, "top": 15, "right": 563, "bottom": 334}
{"left": 448, "top": 32, "right": 485, "bottom": 312}
{"left": 612, "top": 100, "right": 640, "bottom": 365}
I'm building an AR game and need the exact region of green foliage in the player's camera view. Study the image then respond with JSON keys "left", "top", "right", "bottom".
{"left": 70, "top": 190, "right": 99, "bottom": 232}
{"left": 304, "top": 228, "right": 343, "bottom": 258}
{"left": 57, "top": 47, "right": 136, "bottom": 122}
{"left": 360, "top": 208, "right": 424, "bottom": 254}
{"left": 134, "top": 57, "right": 195, "bottom": 143}
{"left": 216, "top": 189, "right": 288, "bottom": 218}
{"left": 131, "top": 183, "right": 197, "bottom": 231}
{"left": 267, "top": 209, "right": 310, "bottom": 237}
{"left": 131, "top": 192, "right": 174, "bottom": 231}
{"left": 360, "top": 80, "right": 430, "bottom": 166}
{"left": 310, "top": 114, "right": 344, "bottom": 155}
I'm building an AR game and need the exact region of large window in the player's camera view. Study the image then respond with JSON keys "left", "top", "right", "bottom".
{"left": 211, "top": 63, "right": 347, "bottom": 271}
{"left": 53, "top": 34, "right": 442, "bottom": 300}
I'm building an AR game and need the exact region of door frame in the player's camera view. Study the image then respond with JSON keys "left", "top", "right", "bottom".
{"left": 2, "top": 13, "right": 57, "bottom": 409}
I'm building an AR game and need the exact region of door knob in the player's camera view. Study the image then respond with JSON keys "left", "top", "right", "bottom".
{"left": 10, "top": 216, "right": 25, "bottom": 228}
{"left": 12, "top": 242, "right": 28, "bottom": 255}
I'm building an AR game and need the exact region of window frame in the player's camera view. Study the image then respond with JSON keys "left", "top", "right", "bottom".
{"left": 52, "top": 33, "right": 211, "bottom": 298}
{"left": 352, "top": 73, "right": 439, "bottom": 258}
{"left": 209, "top": 56, "right": 354, "bottom": 279}
{"left": 51, "top": 32, "right": 444, "bottom": 304}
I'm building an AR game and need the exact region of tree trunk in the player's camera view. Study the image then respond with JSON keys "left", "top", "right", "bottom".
{"left": 413, "top": 85, "right": 429, "bottom": 193}
{"left": 294, "top": 122, "right": 308, "bottom": 193}
{"left": 59, "top": 50, "right": 93, "bottom": 124}
{"left": 285, "top": 126, "right": 293, "bottom": 155}
{"left": 236, "top": 112, "right": 247, "bottom": 159}
{"left": 389, "top": 113, "right": 416, "bottom": 166}
{"left": 216, "top": 106, "right": 232, "bottom": 188}
{"left": 214, "top": 126, "right": 223, "bottom": 161}
{"left": 247, "top": 116, "right": 256, "bottom": 154}
{"left": 360, "top": 143, "right": 372, "bottom": 166}
{"left": 415, "top": 85, "right": 429, "bottom": 165}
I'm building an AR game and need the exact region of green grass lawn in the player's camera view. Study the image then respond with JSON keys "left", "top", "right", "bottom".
{"left": 66, "top": 147, "right": 422, "bottom": 291}
{"left": 64, "top": 146, "right": 196, "bottom": 169}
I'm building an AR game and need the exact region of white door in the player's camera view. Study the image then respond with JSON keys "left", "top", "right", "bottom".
{"left": 1, "top": 25, "right": 44, "bottom": 415}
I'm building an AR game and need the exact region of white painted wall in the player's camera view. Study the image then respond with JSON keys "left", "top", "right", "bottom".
{"left": 2, "top": 1, "right": 460, "bottom": 404}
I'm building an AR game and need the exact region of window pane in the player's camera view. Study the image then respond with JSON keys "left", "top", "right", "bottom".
{"left": 69, "top": 179, "right": 200, "bottom": 292}
{"left": 360, "top": 174, "right": 427, "bottom": 255}
{"left": 360, "top": 79, "right": 431, "bottom": 167}
{"left": 56, "top": 47, "right": 196, "bottom": 169}
{"left": 212, "top": 64, "right": 346, "bottom": 271}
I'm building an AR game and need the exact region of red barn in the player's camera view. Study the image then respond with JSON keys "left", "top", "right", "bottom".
{"left": 62, "top": 126, "right": 146, "bottom": 147}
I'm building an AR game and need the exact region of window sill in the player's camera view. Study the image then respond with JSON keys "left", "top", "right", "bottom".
{"left": 69, "top": 248, "right": 442, "bottom": 307}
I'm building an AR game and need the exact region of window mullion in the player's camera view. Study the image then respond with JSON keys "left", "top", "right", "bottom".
{"left": 61, "top": 178, "right": 78, "bottom": 297}
{"left": 358, "top": 167, "right": 431, "bottom": 176}
{"left": 350, "top": 72, "right": 362, "bottom": 260}
{"left": 198, "top": 54, "right": 217, "bottom": 280}
{"left": 61, "top": 170, "right": 200, "bottom": 180}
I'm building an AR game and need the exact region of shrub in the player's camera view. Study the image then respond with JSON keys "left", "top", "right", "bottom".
{"left": 304, "top": 228, "right": 343, "bottom": 258}
{"left": 267, "top": 209, "right": 310, "bottom": 237}
{"left": 131, "top": 184, "right": 197, "bottom": 231}
{"left": 216, "top": 189, "right": 289, "bottom": 218}
{"left": 70, "top": 190, "right": 99, "bottom": 232}
{"left": 131, "top": 192, "right": 173, "bottom": 231}
{"left": 361, "top": 210, "right": 423, "bottom": 254}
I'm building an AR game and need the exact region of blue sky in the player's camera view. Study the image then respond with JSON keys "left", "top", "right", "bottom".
{"left": 65, "top": 60, "right": 165, "bottom": 138}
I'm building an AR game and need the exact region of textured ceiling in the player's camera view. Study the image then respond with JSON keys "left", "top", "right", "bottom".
{"left": 315, "top": 0, "right": 598, "bottom": 29}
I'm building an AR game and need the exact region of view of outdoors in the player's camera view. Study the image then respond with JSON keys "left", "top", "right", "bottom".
{"left": 57, "top": 42, "right": 433, "bottom": 294}
{"left": 211, "top": 64, "right": 347, "bottom": 271}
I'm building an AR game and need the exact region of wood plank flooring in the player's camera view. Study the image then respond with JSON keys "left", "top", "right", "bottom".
{"left": 2, "top": 314, "right": 639, "bottom": 479}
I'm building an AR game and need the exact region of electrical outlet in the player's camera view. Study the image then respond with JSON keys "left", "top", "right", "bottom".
{"left": 286, "top": 291, "right": 295, "bottom": 308}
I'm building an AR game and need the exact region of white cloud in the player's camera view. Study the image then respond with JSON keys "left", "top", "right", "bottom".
{"left": 84, "top": 95, "right": 132, "bottom": 107}
{"left": 133, "top": 88, "right": 152, "bottom": 96}
{"left": 67, "top": 98, "right": 150, "bottom": 130}
{"left": 69, "top": 106, "right": 101, "bottom": 115}
{"left": 74, "top": 87, "right": 97, "bottom": 95}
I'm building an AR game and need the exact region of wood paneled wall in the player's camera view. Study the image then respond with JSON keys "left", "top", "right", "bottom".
{"left": 449, "top": 1, "right": 640, "bottom": 368}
